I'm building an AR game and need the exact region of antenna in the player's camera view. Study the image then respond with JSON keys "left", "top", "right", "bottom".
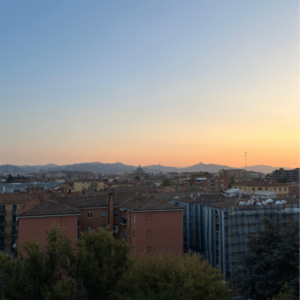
{"left": 244, "top": 152, "right": 248, "bottom": 167}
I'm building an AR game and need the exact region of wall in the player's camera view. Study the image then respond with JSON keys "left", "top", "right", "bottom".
{"left": 18, "top": 215, "right": 79, "bottom": 250}
{"left": 122, "top": 210, "right": 183, "bottom": 256}
{"left": 74, "top": 181, "right": 104, "bottom": 192}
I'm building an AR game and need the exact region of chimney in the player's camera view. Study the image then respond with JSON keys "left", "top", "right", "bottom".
{"left": 107, "top": 192, "right": 114, "bottom": 231}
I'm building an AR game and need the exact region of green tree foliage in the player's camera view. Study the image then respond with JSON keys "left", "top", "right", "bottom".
{"left": 228, "top": 176, "right": 235, "bottom": 188}
{"left": 0, "top": 225, "right": 76, "bottom": 300}
{"left": 239, "top": 219, "right": 299, "bottom": 300}
{"left": 271, "top": 283, "right": 298, "bottom": 300}
{"left": 161, "top": 178, "right": 172, "bottom": 187}
{"left": 72, "top": 227, "right": 132, "bottom": 300}
{"left": 117, "top": 252, "right": 229, "bottom": 300}
{"left": 5, "top": 175, "right": 14, "bottom": 183}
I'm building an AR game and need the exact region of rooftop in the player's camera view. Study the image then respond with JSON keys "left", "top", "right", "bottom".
{"left": 18, "top": 197, "right": 81, "bottom": 217}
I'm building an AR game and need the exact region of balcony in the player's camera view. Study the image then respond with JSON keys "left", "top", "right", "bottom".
{"left": 11, "top": 209, "right": 17, "bottom": 215}
{"left": 120, "top": 217, "right": 127, "bottom": 225}
{"left": 0, "top": 210, "right": 6, "bottom": 215}
{"left": 11, "top": 231, "right": 16, "bottom": 237}
{"left": 0, "top": 220, "right": 6, "bottom": 226}
{"left": 11, "top": 220, "right": 16, "bottom": 226}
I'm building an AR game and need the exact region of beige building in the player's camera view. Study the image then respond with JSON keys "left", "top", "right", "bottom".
{"left": 215, "top": 169, "right": 246, "bottom": 179}
{"left": 233, "top": 181, "right": 290, "bottom": 197}
{"left": 73, "top": 179, "right": 104, "bottom": 192}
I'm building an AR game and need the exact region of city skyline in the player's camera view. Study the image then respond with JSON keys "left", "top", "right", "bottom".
{"left": 0, "top": 0, "right": 298, "bottom": 168}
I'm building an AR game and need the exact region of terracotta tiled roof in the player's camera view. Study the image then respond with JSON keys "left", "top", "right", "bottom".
{"left": 18, "top": 198, "right": 81, "bottom": 217}
{"left": 120, "top": 195, "right": 184, "bottom": 211}
{"left": 233, "top": 181, "right": 288, "bottom": 187}
{"left": 0, "top": 193, "right": 38, "bottom": 204}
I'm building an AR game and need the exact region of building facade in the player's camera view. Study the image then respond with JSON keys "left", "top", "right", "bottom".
{"left": 204, "top": 198, "right": 300, "bottom": 287}
{"left": 73, "top": 179, "right": 104, "bottom": 192}
{"left": 269, "top": 168, "right": 299, "bottom": 183}
{"left": 232, "top": 181, "right": 290, "bottom": 197}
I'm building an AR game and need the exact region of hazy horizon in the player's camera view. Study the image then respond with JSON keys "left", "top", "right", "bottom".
{"left": 1, "top": 0, "right": 298, "bottom": 168}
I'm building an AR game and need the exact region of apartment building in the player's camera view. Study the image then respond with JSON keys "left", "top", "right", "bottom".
{"left": 216, "top": 169, "right": 246, "bottom": 179}
{"left": 73, "top": 179, "right": 104, "bottom": 192}
{"left": 171, "top": 193, "right": 240, "bottom": 254}
{"left": 194, "top": 176, "right": 228, "bottom": 192}
{"left": 269, "top": 168, "right": 299, "bottom": 183}
{"left": 204, "top": 197, "right": 300, "bottom": 287}
{"left": 16, "top": 193, "right": 184, "bottom": 256}
{"left": 119, "top": 195, "right": 184, "bottom": 255}
{"left": 0, "top": 194, "right": 40, "bottom": 255}
{"left": 233, "top": 181, "right": 290, "bottom": 197}
{"left": 17, "top": 195, "right": 81, "bottom": 250}
{"left": 0, "top": 182, "right": 61, "bottom": 194}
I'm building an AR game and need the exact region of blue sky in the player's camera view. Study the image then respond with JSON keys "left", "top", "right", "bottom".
{"left": 0, "top": 0, "right": 298, "bottom": 167}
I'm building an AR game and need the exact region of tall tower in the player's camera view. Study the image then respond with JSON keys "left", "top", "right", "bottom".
{"left": 244, "top": 152, "right": 248, "bottom": 167}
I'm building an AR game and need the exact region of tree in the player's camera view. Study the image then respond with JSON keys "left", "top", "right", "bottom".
{"left": 0, "top": 225, "right": 76, "bottom": 300}
{"left": 161, "top": 178, "right": 172, "bottom": 187}
{"left": 239, "top": 219, "right": 299, "bottom": 300}
{"left": 71, "top": 227, "right": 132, "bottom": 300}
{"left": 117, "top": 252, "right": 229, "bottom": 300}
{"left": 5, "top": 174, "right": 13, "bottom": 183}
{"left": 228, "top": 176, "right": 235, "bottom": 188}
{"left": 271, "top": 283, "right": 298, "bottom": 300}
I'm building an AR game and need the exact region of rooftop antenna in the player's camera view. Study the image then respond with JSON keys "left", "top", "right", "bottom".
{"left": 244, "top": 152, "right": 248, "bottom": 167}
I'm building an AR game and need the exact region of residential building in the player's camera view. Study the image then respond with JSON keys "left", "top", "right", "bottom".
{"left": 17, "top": 195, "right": 81, "bottom": 251}
{"left": 107, "top": 181, "right": 135, "bottom": 189}
{"left": 232, "top": 181, "right": 290, "bottom": 197}
{"left": 0, "top": 182, "right": 61, "bottom": 194}
{"left": 16, "top": 192, "right": 184, "bottom": 257}
{"left": 204, "top": 197, "right": 300, "bottom": 287}
{"left": 216, "top": 169, "right": 246, "bottom": 180}
{"left": 269, "top": 168, "right": 299, "bottom": 183}
{"left": 0, "top": 193, "right": 38, "bottom": 255}
{"left": 166, "top": 172, "right": 179, "bottom": 178}
{"left": 119, "top": 195, "right": 184, "bottom": 255}
{"left": 193, "top": 176, "right": 228, "bottom": 192}
{"left": 172, "top": 194, "right": 239, "bottom": 254}
{"left": 73, "top": 179, "right": 104, "bottom": 192}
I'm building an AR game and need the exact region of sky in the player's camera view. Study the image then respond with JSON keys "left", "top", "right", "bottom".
{"left": 0, "top": 0, "right": 298, "bottom": 168}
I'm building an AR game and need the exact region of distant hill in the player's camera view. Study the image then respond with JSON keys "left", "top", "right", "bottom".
{"left": 0, "top": 162, "right": 294, "bottom": 175}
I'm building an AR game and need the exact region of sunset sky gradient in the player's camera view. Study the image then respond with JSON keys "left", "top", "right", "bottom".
{"left": 0, "top": 0, "right": 298, "bottom": 168}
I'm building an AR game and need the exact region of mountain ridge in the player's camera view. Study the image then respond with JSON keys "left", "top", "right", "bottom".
{"left": 0, "top": 162, "right": 294, "bottom": 174}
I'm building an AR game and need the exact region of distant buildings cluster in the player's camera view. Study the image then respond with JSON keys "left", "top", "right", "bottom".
{"left": 0, "top": 166, "right": 298, "bottom": 290}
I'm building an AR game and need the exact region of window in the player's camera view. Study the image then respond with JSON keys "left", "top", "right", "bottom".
{"left": 258, "top": 188, "right": 262, "bottom": 191}
{"left": 133, "top": 230, "right": 135, "bottom": 238}
{"left": 265, "top": 188, "right": 268, "bottom": 191}
{"left": 146, "top": 214, "right": 151, "bottom": 223}
{"left": 88, "top": 211, "right": 93, "bottom": 219}
{"left": 284, "top": 187, "right": 286, "bottom": 191}
{"left": 216, "top": 224, "right": 219, "bottom": 231}
{"left": 102, "top": 210, "right": 106, "bottom": 218}
{"left": 146, "top": 246, "right": 152, "bottom": 255}
{"left": 102, "top": 225, "right": 106, "bottom": 231}
{"left": 60, "top": 218, "right": 67, "bottom": 228}
{"left": 146, "top": 230, "right": 152, "bottom": 239}
{"left": 114, "top": 210, "right": 118, "bottom": 217}
{"left": 273, "top": 188, "right": 276, "bottom": 191}
{"left": 279, "top": 188, "right": 281, "bottom": 191}
{"left": 87, "top": 226, "right": 93, "bottom": 232}
{"left": 252, "top": 188, "right": 255, "bottom": 191}
{"left": 114, "top": 224, "right": 119, "bottom": 233}
{"left": 133, "top": 214, "right": 135, "bottom": 222}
